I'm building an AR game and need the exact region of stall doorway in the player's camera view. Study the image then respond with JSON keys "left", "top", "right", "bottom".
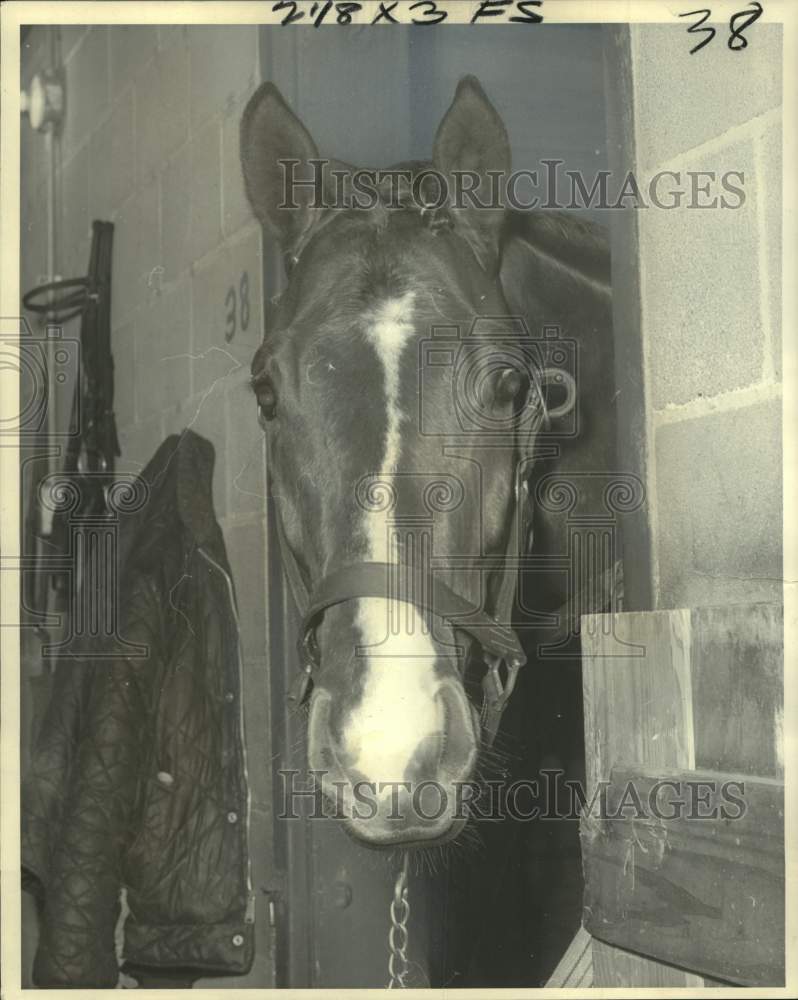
{"left": 258, "top": 24, "right": 614, "bottom": 988}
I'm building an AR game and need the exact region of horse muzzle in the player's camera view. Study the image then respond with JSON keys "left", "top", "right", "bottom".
{"left": 307, "top": 677, "right": 480, "bottom": 847}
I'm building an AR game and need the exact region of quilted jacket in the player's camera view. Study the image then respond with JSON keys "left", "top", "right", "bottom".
{"left": 22, "top": 430, "right": 254, "bottom": 987}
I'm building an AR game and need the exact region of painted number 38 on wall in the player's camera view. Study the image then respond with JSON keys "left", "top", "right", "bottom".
{"left": 224, "top": 271, "right": 251, "bottom": 342}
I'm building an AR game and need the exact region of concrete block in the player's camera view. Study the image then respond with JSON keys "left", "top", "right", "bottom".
{"left": 160, "top": 141, "right": 191, "bottom": 282}
{"left": 190, "top": 119, "right": 223, "bottom": 263}
{"left": 131, "top": 309, "right": 157, "bottom": 421}
{"left": 110, "top": 25, "right": 157, "bottom": 101}
{"left": 759, "top": 115, "right": 782, "bottom": 380}
{"left": 21, "top": 126, "right": 47, "bottom": 229}
{"left": 60, "top": 144, "right": 90, "bottom": 264}
{"left": 136, "top": 279, "right": 192, "bottom": 418}
{"left": 631, "top": 23, "right": 782, "bottom": 170}
{"left": 87, "top": 117, "right": 112, "bottom": 223}
{"left": 191, "top": 228, "right": 263, "bottom": 394}
{"left": 60, "top": 26, "right": 90, "bottom": 64}
{"left": 188, "top": 26, "right": 258, "bottom": 130}
{"left": 639, "top": 135, "right": 763, "bottom": 408}
{"left": 225, "top": 518, "right": 268, "bottom": 660}
{"left": 111, "top": 180, "right": 161, "bottom": 323}
{"left": 138, "top": 180, "right": 162, "bottom": 292}
{"left": 135, "top": 35, "right": 189, "bottom": 183}
{"left": 75, "top": 237, "right": 93, "bottom": 296}
{"left": 108, "top": 122, "right": 136, "bottom": 217}
{"left": 222, "top": 94, "right": 254, "bottom": 238}
{"left": 155, "top": 281, "right": 193, "bottom": 412}
{"left": 61, "top": 28, "right": 110, "bottom": 158}
{"left": 110, "top": 196, "right": 139, "bottom": 324}
{"left": 655, "top": 398, "right": 782, "bottom": 609}
{"left": 20, "top": 195, "right": 47, "bottom": 298}
{"left": 21, "top": 122, "right": 43, "bottom": 207}
{"left": 117, "top": 413, "right": 163, "bottom": 474}
{"left": 161, "top": 121, "right": 221, "bottom": 278}
{"left": 111, "top": 316, "right": 137, "bottom": 427}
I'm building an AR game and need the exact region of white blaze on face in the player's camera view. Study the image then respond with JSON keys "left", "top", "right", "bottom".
{"left": 343, "top": 292, "right": 444, "bottom": 787}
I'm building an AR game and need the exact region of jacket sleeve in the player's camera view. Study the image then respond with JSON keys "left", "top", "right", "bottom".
{"left": 22, "top": 655, "right": 92, "bottom": 898}
{"left": 31, "top": 570, "right": 164, "bottom": 988}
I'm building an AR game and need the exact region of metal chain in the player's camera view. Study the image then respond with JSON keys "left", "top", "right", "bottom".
{"left": 386, "top": 853, "right": 411, "bottom": 988}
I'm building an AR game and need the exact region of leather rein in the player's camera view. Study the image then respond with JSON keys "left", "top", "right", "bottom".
{"left": 269, "top": 366, "right": 574, "bottom": 747}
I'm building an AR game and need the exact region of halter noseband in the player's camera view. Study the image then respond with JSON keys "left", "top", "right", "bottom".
{"left": 291, "top": 561, "right": 527, "bottom": 745}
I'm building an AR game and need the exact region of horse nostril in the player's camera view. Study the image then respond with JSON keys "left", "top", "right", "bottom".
{"left": 437, "top": 679, "right": 479, "bottom": 781}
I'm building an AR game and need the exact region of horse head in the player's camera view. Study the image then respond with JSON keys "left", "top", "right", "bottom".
{"left": 240, "top": 77, "right": 555, "bottom": 848}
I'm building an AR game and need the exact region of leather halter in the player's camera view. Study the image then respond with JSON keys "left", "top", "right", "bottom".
{"left": 269, "top": 366, "right": 574, "bottom": 746}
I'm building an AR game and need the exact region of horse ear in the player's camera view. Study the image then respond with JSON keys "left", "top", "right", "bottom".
{"left": 432, "top": 76, "right": 511, "bottom": 272}
{"left": 240, "top": 82, "right": 322, "bottom": 254}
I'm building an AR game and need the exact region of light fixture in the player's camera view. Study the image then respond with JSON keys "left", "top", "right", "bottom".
{"left": 20, "top": 71, "right": 64, "bottom": 132}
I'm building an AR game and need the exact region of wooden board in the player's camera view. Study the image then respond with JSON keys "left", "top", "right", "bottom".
{"left": 582, "top": 766, "right": 784, "bottom": 986}
{"left": 580, "top": 603, "right": 784, "bottom": 987}
{"left": 581, "top": 608, "right": 702, "bottom": 986}
{"left": 582, "top": 608, "right": 696, "bottom": 790}
{"left": 690, "top": 604, "right": 783, "bottom": 778}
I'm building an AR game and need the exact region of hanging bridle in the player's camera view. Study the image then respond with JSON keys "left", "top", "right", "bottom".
{"left": 269, "top": 363, "right": 576, "bottom": 747}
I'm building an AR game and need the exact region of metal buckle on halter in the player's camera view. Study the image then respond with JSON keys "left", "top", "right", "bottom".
{"left": 287, "top": 661, "right": 313, "bottom": 708}
{"left": 480, "top": 653, "right": 523, "bottom": 742}
{"left": 288, "top": 627, "right": 318, "bottom": 708}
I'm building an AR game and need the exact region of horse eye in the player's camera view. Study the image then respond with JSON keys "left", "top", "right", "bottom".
{"left": 496, "top": 367, "right": 529, "bottom": 403}
{"left": 254, "top": 380, "right": 277, "bottom": 424}
{"left": 283, "top": 251, "right": 299, "bottom": 277}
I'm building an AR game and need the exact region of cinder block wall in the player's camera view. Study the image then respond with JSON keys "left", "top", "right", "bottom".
{"left": 21, "top": 25, "right": 275, "bottom": 987}
{"left": 629, "top": 24, "right": 783, "bottom": 610}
